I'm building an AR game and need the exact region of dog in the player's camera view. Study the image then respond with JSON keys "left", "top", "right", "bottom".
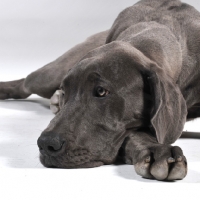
{"left": 1, "top": 0, "right": 200, "bottom": 181}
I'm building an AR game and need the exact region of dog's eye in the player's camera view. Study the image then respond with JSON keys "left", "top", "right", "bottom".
{"left": 95, "top": 86, "right": 109, "bottom": 97}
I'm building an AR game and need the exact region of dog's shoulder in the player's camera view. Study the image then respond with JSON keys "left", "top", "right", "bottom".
{"left": 106, "top": 0, "right": 200, "bottom": 43}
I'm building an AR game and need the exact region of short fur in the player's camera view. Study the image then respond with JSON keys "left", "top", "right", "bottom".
{"left": 2, "top": 0, "right": 200, "bottom": 180}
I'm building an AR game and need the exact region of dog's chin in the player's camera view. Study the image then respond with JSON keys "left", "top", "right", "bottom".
{"left": 39, "top": 154, "right": 104, "bottom": 169}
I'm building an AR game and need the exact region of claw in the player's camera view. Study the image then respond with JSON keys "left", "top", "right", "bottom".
{"left": 177, "top": 156, "right": 182, "bottom": 162}
{"left": 145, "top": 156, "right": 151, "bottom": 163}
{"left": 167, "top": 157, "right": 175, "bottom": 163}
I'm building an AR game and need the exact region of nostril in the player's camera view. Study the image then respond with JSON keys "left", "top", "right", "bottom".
{"left": 47, "top": 143, "right": 63, "bottom": 152}
{"left": 47, "top": 138, "right": 64, "bottom": 152}
{"left": 47, "top": 146, "right": 56, "bottom": 152}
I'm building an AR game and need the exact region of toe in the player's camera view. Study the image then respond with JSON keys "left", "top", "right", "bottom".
{"left": 134, "top": 160, "right": 154, "bottom": 179}
{"left": 150, "top": 158, "right": 169, "bottom": 180}
{"left": 171, "top": 146, "right": 184, "bottom": 161}
{"left": 166, "top": 146, "right": 187, "bottom": 180}
{"left": 134, "top": 151, "right": 154, "bottom": 179}
{"left": 50, "top": 90, "right": 60, "bottom": 105}
{"left": 167, "top": 161, "right": 187, "bottom": 180}
{"left": 50, "top": 104, "right": 60, "bottom": 114}
{"left": 50, "top": 90, "right": 61, "bottom": 114}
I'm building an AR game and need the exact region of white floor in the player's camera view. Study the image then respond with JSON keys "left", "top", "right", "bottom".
{"left": 1, "top": 0, "right": 200, "bottom": 199}
{"left": 0, "top": 95, "right": 200, "bottom": 200}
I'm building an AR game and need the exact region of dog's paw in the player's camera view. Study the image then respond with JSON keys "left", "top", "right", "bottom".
{"left": 134, "top": 146, "right": 187, "bottom": 181}
{"left": 50, "top": 90, "right": 62, "bottom": 114}
{"left": 0, "top": 82, "right": 7, "bottom": 99}
{"left": 0, "top": 81, "right": 14, "bottom": 99}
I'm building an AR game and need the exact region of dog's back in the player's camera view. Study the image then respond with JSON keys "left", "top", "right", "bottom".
{"left": 107, "top": 0, "right": 200, "bottom": 43}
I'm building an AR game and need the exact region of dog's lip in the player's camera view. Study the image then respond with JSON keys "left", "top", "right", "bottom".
{"left": 39, "top": 147, "right": 102, "bottom": 168}
{"left": 39, "top": 153, "right": 103, "bottom": 168}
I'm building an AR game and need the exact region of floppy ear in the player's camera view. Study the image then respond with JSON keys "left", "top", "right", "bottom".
{"left": 143, "top": 65, "right": 187, "bottom": 144}
{"left": 116, "top": 42, "right": 187, "bottom": 144}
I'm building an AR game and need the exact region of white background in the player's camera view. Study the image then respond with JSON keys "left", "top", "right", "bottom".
{"left": 0, "top": 0, "right": 200, "bottom": 200}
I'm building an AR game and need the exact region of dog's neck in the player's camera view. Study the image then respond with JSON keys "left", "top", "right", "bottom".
{"left": 115, "top": 21, "right": 182, "bottom": 81}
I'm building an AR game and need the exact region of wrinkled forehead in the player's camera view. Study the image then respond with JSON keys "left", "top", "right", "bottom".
{"left": 61, "top": 45, "right": 143, "bottom": 88}
{"left": 61, "top": 57, "right": 104, "bottom": 87}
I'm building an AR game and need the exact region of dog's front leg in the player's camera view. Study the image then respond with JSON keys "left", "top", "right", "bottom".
{"left": 121, "top": 130, "right": 187, "bottom": 181}
{"left": 49, "top": 90, "right": 63, "bottom": 114}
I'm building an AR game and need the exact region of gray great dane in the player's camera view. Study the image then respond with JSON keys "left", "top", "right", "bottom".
{"left": 2, "top": 0, "right": 200, "bottom": 181}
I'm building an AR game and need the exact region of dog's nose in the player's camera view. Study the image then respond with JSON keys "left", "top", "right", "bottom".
{"left": 37, "top": 135, "right": 64, "bottom": 156}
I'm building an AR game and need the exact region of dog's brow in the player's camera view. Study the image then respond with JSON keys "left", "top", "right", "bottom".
{"left": 62, "top": 76, "right": 72, "bottom": 89}
{"left": 87, "top": 72, "right": 101, "bottom": 82}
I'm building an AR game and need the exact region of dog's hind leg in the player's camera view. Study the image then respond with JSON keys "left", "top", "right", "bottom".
{"left": 0, "top": 30, "right": 109, "bottom": 100}
{"left": 0, "top": 79, "right": 31, "bottom": 100}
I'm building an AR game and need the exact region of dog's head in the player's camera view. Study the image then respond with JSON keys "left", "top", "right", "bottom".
{"left": 37, "top": 41, "right": 187, "bottom": 168}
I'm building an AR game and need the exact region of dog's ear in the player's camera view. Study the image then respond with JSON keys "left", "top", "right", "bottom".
{"left": 117, "top": 43, "right": 187, "bottom": 144}
{"left": 142, "top": 64, "right": 187, "bottom": 144}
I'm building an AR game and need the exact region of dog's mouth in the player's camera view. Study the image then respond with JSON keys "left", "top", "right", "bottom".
{"left": 39, "top": 149, "right": 104, "bottom": 168}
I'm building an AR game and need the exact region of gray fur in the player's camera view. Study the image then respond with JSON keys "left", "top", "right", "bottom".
{"left": 2, "top": 0, "right": 200, "bottom": 180}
